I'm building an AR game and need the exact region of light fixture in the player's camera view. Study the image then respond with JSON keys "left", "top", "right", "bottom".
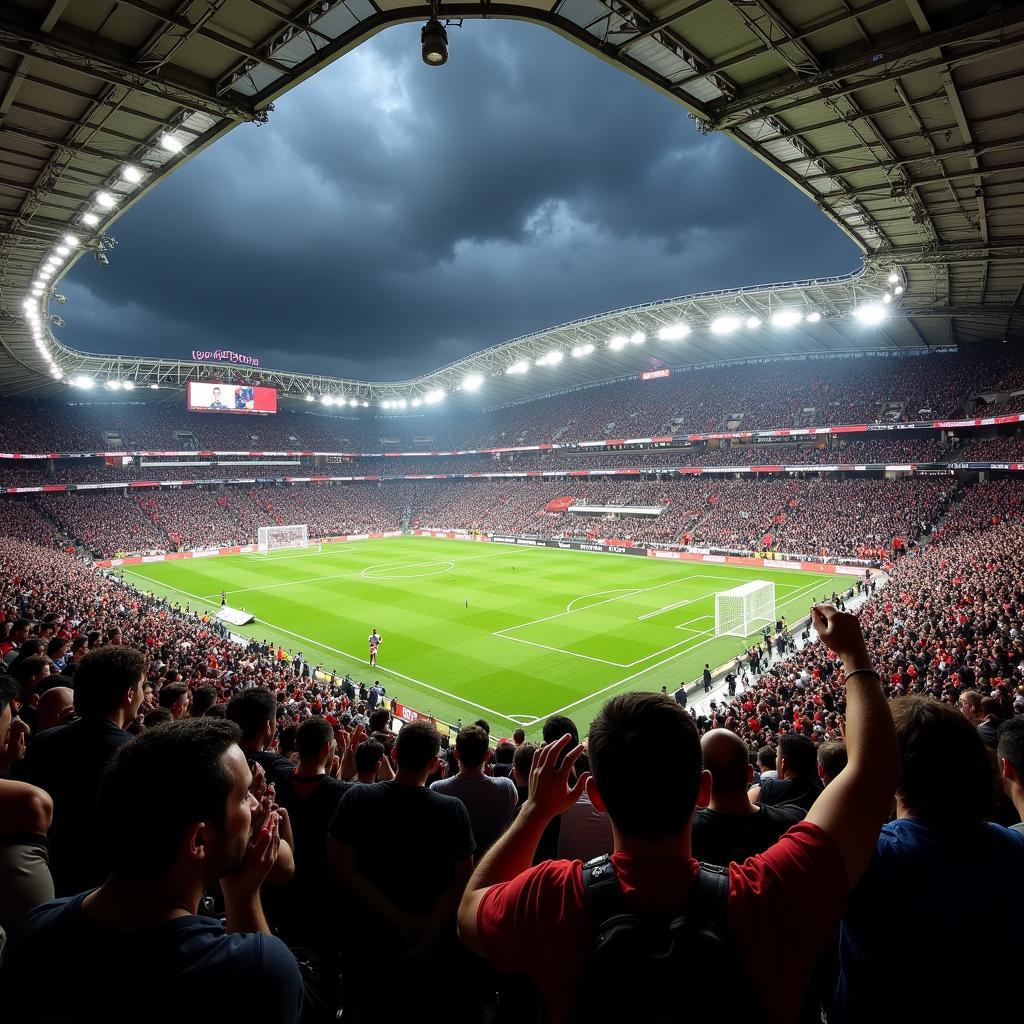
{"left": 421, "top": 18, "right": 448, "bottom": 66}
{"left": 122, "top": 165, "right": 143, "bottom": 184}
{"left": 106, "top": 380, "right": 122, "bottom": 390}
{"left": 71, "top": 375, "right": 95, "bottom": 389}
{"left": 745, "top": 316, "right": 762, "bottom": 329}
{"left": 150, "top": 383, "right": 159, "bottom": 390}
{"left": 397, "top": 399, "right": 408, "bottom": 409}
{"left": 46, "top": 256, "right": 63, "bottom": 267}
{"left": 608, "top": 335, "right": 628, "bottom": 351}
{"left": 571, "top": 343, "right": 595, "bottom": 357}
{"left": 81, "top": 212, "right": 100, "bottom": 227}
{"left": 542, "top": 350, "right": 563, "bottom": 365}
{"left": 462, "top": 373, "right": 484, "bottom": 391}
{"left": 63, "top": 234, "right": 79, "bottom": 247}
{"left": 771, "top": 308, "right": 802, "bottom": 328}
{"left": 95, "top": 191, "right": 116, "bottom": 209}
{"left": 887, "top": 272, "right": 900, "bottom": 285}
{"left": 710, "top": 315, "right": 741, "bottom": 335}
{"left": 882, "top": 292, "right": 893, "bottom": 304}
{"left": 321, "top": 395, "right": 335, "bottom": 406}
{"left": 854, "top": 302, "right": 888, "bottom": 326}
{"left": 894, "top": 285, "right": 904, "bottom": 295}
{"left": 629, "top": 331, "right": 645, "bottom": 345}
{"left": 160, "top": 133, "right": 184, "bottom": 153}
{"left": 381, "top": 400, "right": 392, "bottom": 410}
{"left": 412, "top": 398, "right": 423, "bottom": 408}
{"left": 55, "top": 245, "right": 70, "bottom": 258}
{"left": 506, "top": 359, "right": 529, "bottom": 374}
{"left": 362, "top": 400, "right": 368, "bottom": 408}
{"left": 424, "top": 388, "right": 445, "bottom": 404}
{"left": 304, "top": 394, "right": 314, "bottom": 402}
{"left": 805, "top": 311, "right": 822, "bottom": 324}
{"left": 657, "top": 323, "right": 690, "bottom": 341}
{"left": 123, "top": 381, "right": 134, "bottom": 390}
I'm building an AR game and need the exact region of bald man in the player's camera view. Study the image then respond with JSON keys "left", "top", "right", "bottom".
{"left": 691, "top": 729, "right": 804, "bottom": 866}
{"left": 35, "top": 687, "right": 74, "bottom": 733}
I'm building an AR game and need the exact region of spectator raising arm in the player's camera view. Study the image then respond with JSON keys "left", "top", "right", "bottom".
{"left": 803, "top": 605, "right": 900, "bottom": 888}
{"left": 458, "top": 735, "right": 588, "bottom": 955}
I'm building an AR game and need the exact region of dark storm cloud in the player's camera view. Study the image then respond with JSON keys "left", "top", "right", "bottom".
{"left": 61, "top": 21, "right": 857, "bottom": 380}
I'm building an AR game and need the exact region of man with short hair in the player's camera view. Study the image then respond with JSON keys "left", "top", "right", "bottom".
{"left": 756, "top": 745, "right": 777, "bottom": 781}
{"left": 226, "top": 688, "right": 292, "bottom": 783}
{"left": 16, "top": 646, "right": 145, "bottom": 896}
{"left": 977, "top": 696, "right": 1003, "bottom": 749}
{"left": 817, "top": 740, "right": 848, "bottom": 787}
{"left": 833, "top": 697, "right": 1024, "bottom": 1021}
{"left": 749, "top": 732, "right": 823, "bottom": 812}
{"left": 459, "top": 606, "right": 900, "bottom": 1023}
{"left": 329, "top": 720, "right": 474, "bottom": 1013}
{"left": 0, "top": 718, "right": 303, "bottom": 1021}
{"left": 158, "top": 682, "right": 191, "bottom": 720}
{"left": 958, "top": 688, "right": 984, "bottom": 725}
{"left": 431, "top": 725, "right": 517, "bottom": 854}
{"left": 354, "top": 738, "right": 388, "bottom": 783}
{"left": 190, "top": 683, "right": 219, "bottom": 718}
{"left": 692, "top": 729, "right": 804, "bottom": 865}
{"left": 703, "top": 663, "right": 713, "bottom": 693}
{"left": 997, "top": 718, "right": 1024, "bottom": 834}
{"left": 2, "top": 620, "right": 31, "bottom": 668}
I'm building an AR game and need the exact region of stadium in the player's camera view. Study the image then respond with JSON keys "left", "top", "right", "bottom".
{"left": 0, "top": 1, "right": 1022, "bottom": 1021}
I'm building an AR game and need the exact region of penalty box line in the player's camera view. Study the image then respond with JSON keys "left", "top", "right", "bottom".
{"left": 522, "top": 577, "right": 824, "bottom": 725}
{"left": 121, "top": 569, "right": 526, "bottom": 728}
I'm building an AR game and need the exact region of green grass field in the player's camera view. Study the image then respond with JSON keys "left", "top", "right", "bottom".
{"left": 120, "top": 537, "right": 837, "bottom": 737}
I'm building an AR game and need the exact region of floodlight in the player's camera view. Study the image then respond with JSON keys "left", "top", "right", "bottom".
{"left": 123, "top": 381, "right": 134, "bottom": 390}
{"left": 894, "top": 285, "right": 904, "bottom": 295}
{"left": 122, "top": 165, "right": 143, "bottom": 184}
{"left": 421, "top": 19, "right": 448, "bottom": 65}
{"left": 412, "top": 398, "right": 422, "bottom": 408}
{"left": 95, "top": 191, "right": 116, "bottom": 209}
{"left": 63, "top": 234, "right": 79, "bottom": 247}
{"left": 462, "top": 373, "right": 484, "bottom": 391}
{"left": 362, "top": 401, "right": 368, "bottom": 407}
{"left": 608, "top": 335, "right": 628, "bottom": 351}
{"left": 81, "top": 212, "right": 100, "bottom": 227}
{"left": 304, "top": 394, "right": 314, "bottom": 402}
{"left": 854, "top": 302, "right": 888, "bottom": 326}
{"left": 150, "top": 383, "right": 159, "bottom": 389}
{"left": 887, "top": 272, "right": 899, "bottom": 285}
{"left": 745, "top": 316, "right": 761, "bottom": 329}
{"left": 106, "top": 380, "right": 122, "bottom": 390}
{"left": 882, "top": 292, "right": 893, "bottom": 304}
{"left": 321, "top": 395, "right": 334, "bottom": 406}
{"left": 629, "top": 331, "right": 645, "bottom": 345}
{"left": 710, "top": 315, "right": 741, "bottom": 335}
{"left": 506, "top": 360, "right": 529, "bottom": 374}
{"left": 160, "top": 133, "right": 184, "bottom": 153}
{"left": 771, "top": 308, "right": 802, "bottom": 328}
{"left": 397, "top": 399, "right": 408, "bottom": 409}
{"left": 657, "top": 323, "right": 690, "bottom": 341}
{"left": 571, "top": 343, "right": 595, "bottom": 357}
{"left": 55, "top": 245, "right": 70, "bottom": 257}
{"left": 424, "top": 388, "right": 445, "bottom": 404}
{"left": 805, "top": 311, "right": 822, "bottom": 323}
{"left": 545, "top": 350, "right": 563, "bottom": 364}
{"left": 71, "top": 376, "right": 94, "bottom": 389}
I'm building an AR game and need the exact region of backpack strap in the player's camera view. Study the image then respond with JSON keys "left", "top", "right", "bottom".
{"left": 687, "top": 862, "right": 731, "bottom": 930}
{"left": 580, "top": 854, "right": 625, "bottom": 927}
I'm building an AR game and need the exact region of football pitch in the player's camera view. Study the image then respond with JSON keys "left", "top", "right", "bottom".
{"left": 120, "top": 537, "right": 837, "bottom": 737}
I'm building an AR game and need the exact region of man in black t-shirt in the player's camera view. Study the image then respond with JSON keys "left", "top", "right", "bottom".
{"left": 749, "top": 733, "right": 823, "bottom": 813}
{"left": 328, "top": 720, "right": 474, "bottom": 1012}
{"left": 692, "top": 729, "right": 804, "bottom": 865}
{"left": 226, "top": 689, "right": 293, "bottom": 784}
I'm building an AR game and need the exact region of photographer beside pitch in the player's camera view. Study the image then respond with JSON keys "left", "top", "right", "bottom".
{"left": 458, "top": 605, "right": 900, "bottom": 1023}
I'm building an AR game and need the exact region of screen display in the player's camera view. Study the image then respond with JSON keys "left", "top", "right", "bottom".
{"left": 187, "top": 382, "right": 277, "bottom": 414}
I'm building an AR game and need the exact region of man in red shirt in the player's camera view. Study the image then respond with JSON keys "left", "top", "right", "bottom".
{"left": 459, "top": 606, "right": 899, "bottom": 1024}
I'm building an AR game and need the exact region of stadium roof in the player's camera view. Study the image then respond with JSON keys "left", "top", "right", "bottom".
{"left": 1, "top": 0, "right": 1022, "bottom": 406}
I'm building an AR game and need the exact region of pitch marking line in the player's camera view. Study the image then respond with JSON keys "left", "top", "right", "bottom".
{"left": 566, "top": 589, "right": 641, "bottom": 613}
{"left": 120, "top": 569, "right": 525, "bottom": 727}
{"left": 200, "top": 550, "right": 507, "bottom": 599}
{"left": 493, "top": 572, "right": 741, "bottom": 639}
{"left": 637, "top": 598, "right": 693, "bottom": 621}
{"left": 520, "top": 577, "right": 825, "bottom": 724}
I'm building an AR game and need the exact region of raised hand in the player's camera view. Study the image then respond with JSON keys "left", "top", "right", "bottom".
{"left": 527, "top": 733, "right": 589, "bottom": 819}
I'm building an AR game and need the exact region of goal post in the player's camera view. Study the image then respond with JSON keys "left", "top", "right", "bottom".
{"left": 714, "top": 580, "right": 776, "bottom": 638}
{"left": 257, "top": 524, "right": 313, "bottom": 555}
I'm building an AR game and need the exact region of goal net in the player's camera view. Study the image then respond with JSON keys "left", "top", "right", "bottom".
{"left": 715, "top": 580, "right": 776, "bottom": 638}
{"left": 257, "top": 524, "right": 311, "bottom": 555}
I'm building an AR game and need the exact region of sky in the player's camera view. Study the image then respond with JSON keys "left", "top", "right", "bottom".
{"left": 62, "top": 20, "right": 859, "bottom": 381}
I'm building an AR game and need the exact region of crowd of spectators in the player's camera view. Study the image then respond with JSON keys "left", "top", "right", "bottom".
{"left": 953, "top": 432, "right": 1024, "bottom": 462}
{"left": 3, "top": 345, "right": 1024, "bottom": 459}
{"left": 0, "top": 471, "right": 1022, "bottom": 1019}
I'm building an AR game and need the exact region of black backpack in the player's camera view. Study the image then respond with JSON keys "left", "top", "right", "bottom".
{"left": 573, "top": 854, "right": 759, "bottom": 1023}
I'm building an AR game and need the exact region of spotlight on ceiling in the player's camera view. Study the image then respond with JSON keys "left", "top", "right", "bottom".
{"left": 771, "top": 308, "right": 802, "bottom": 329}
{"left": 854, "top": 302, "right": 888, "bottom": 326}
{"left": 421, "top": 18, "right": 448, "bottom": 66}
{"left": 710, "top": 315, "right": 741, "bottom": 336}
{"left": 462, "top": 373, "right": 484, "bottom": 392}
{"left": 887, "top": 271, "right": 900, "bottom": 285}
{"left": 745, "top": 316, "right": 762, "bottom": 329}
{"left": 805, "top": 311, "right": 822, "bottom": 323}
{"left": 608, "top": 335, "right": 628, "bottom": 351}
{"left": 657, "top": 323, "right": 690, "bottom": 341}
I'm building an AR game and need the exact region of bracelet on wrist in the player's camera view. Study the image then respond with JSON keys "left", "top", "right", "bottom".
{"left": 844, "top": 667, "right": 879, "bottom": 680}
